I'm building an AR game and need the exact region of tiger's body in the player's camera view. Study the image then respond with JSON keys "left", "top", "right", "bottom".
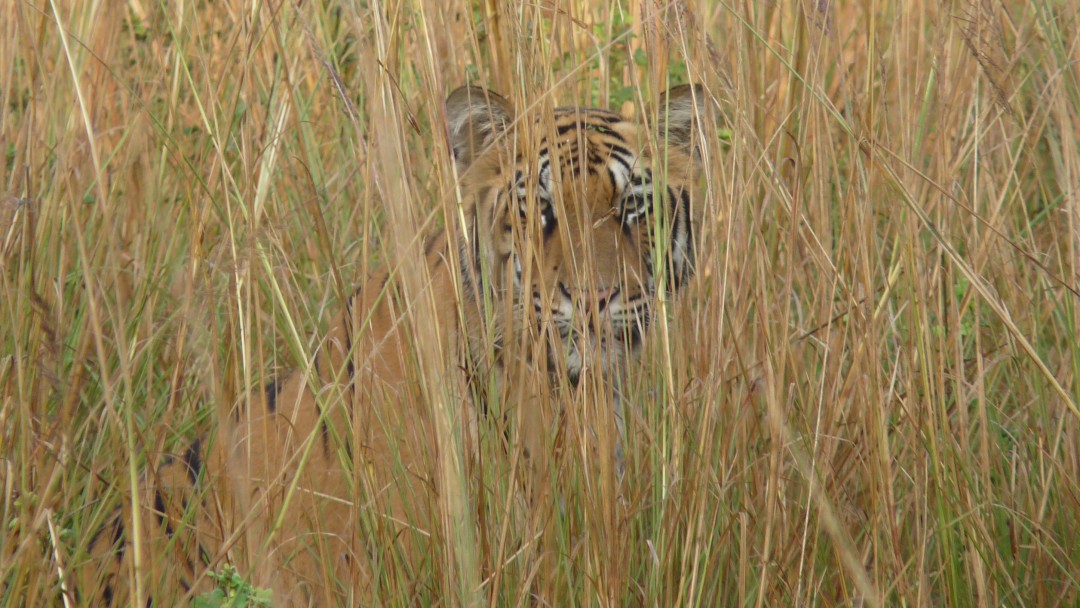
{"left": 81, "top": 84, "right": 707, "bottom": 605}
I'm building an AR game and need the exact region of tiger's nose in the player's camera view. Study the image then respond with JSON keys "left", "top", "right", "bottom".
{"left": 568, "top": 285, "right": 619, "bottom": 311}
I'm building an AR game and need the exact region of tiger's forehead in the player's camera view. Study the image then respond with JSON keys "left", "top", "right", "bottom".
{"left": 461, "top": 105, "right": 665, "bottom": 213}
{"left": 519, "top": 107, "right": 642, "bottom": 155}
{"left": 508, "top": 107, "right": 648, "bottom": 191}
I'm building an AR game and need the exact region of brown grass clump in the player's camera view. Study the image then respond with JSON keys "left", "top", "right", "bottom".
{"left": 2, "top": 0, "right": 1078, "bottom": 605}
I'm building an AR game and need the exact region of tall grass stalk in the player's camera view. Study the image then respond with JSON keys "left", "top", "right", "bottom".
{"left": 1, "top": 0, "right": 1078, "bottom": 605}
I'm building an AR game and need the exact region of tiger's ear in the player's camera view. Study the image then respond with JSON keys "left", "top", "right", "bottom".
{"left": 656, "top": 84, "right": 708, "bottom": 159}
{"left": 446, "top": 86, "right": 513, "bottom": 170}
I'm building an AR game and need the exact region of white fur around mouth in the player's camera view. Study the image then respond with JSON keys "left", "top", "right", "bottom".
{"left": 554, "top": 327, "right": 628, "bottom": 383}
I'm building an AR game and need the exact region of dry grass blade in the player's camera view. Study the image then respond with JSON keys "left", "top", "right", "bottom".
{"left": 869, "top": 140, "right": 1080, "bottom": 423}
{"left": 0, "top": 0, "right": 1077, "bottom": 606}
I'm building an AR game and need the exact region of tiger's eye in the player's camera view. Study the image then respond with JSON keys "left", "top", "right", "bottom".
{"left": 620, "top": 191, "right": 654, "bottom": 224}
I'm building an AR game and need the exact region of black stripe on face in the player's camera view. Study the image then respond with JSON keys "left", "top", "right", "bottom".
{"left": 679, "top": 188, "right": 694, "bottom": 284}
{"left": 556, "top": 121, "right": 586, "bottom": 136}
{"left": 620, "top": 212, "right": 638, "bottom": 240}
{"left": 569, "top": 158, "right": 585, "bottom": 177}
{"left": 587, "top": 149, "right": 605, "bottom": 175}
{"left": 541, "top": 209, "right": 557, "bottom": 239}
{"left": 625, "top": 320, "right": 644, "bottom": 347}
{"left": 574, "top": 110, "right": 625, "bottom": 124}
{"left": 641, "top": 250, "right": 654, "bottom": 285}
{"left": 663, "top": 186, "right": 681, "bottom": 290}
{"left": 472, "top": 213, "right": 484, "bottom": 292}
{"left": 591, "top": 128, "right": 631, "bottom": 149}
{"left": 606, "top": 148, "right": 634, "bottom": 175}
{"left": 603, "top": 139, "right": 633, "bottom": 154}
{"left": 656, "top": 186, "right": 693, "bottom": 291}
{"left": 607, "top": 165, "right": 618, "bottom": 189}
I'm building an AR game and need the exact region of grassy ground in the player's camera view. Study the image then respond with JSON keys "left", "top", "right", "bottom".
{"left": 2, "top": 0, "right": 1078, "bottom": 606}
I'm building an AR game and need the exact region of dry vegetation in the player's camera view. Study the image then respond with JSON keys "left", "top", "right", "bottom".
{"left": 2, "top": 0, "right": 1079, "bottom": 606}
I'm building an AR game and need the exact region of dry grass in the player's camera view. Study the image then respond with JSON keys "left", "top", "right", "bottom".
{"left": 2, "top": 0, "right": 1079, "bottom": 606}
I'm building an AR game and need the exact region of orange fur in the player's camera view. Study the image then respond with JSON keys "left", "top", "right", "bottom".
{"left": 82, "top": 84, "right": 707, "bottom": 605}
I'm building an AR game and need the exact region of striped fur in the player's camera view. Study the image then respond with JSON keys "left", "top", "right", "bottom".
{"left": 82, "top": 85, "right": 707, "bottom": 605}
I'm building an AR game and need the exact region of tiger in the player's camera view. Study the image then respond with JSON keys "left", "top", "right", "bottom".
{"left": 80, "top": 83, "right": 708, "bottom": 605}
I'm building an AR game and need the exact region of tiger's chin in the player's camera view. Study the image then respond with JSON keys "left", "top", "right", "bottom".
{"left": 548, "top": 323, "right": 643, "bottom": 388}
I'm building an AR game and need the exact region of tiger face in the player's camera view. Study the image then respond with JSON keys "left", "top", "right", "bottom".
{"left": 446, "top": 86, "right": 705, "bottom": 382}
